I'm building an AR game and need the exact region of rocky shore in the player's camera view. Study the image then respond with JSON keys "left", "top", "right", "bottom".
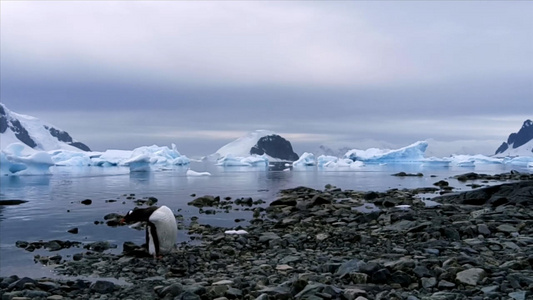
{"left": 1, "top": 172, "right": 533, "bottom": 300}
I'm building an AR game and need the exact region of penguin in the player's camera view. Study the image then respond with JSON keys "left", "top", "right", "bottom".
{"left": 120, "top": 205, "right": 177, "bottom": 257}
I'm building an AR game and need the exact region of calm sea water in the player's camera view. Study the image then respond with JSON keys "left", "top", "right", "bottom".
{"left": 0, "top": 162, "right": 529, "bottom": 278}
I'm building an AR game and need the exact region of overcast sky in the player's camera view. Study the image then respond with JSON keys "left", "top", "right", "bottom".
{"left": 1, "top": 1, "right": 532, "bottom": 157}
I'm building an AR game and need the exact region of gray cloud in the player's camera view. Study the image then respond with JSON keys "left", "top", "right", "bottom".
{"left": 1, "top": 1, "right": 532, "bottom": 156}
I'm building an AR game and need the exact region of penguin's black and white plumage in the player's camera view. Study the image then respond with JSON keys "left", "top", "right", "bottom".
{"left": 121, "top": 205, "right": 177, "bottom": 257}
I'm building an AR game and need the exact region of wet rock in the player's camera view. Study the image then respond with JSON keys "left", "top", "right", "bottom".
{"left": 67, "top": 227, "right": 79, "bottom": 234}
{"left": 0, "top": 200, "right": 28, "bottom": 205}
{"left": 81, "top": 199, "right": 92, "bottom": 205}
{"left": 90, "top": 280, "right": 115, "bottom": 294}
{"left": 15, "top": 241, "right": 28, "bottom": 248}
{"left": 158, "top": 283, "right": 183, "bottom": 297}
{"left": 84, "top": 241, "right": 116, "bottom": 252}
{"left": 188, "top": 195, "right": 220, "bottom": 207}
{"left": 8, "top": 277, "right": 36, "bottom": 291}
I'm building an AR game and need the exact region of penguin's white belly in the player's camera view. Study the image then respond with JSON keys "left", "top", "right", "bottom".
{"left": 148, "top": 205, "right": 177, "bottom": 254}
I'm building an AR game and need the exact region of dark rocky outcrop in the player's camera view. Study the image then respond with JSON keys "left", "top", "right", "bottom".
{"left": 45, "top": 125, "right": 91, "bottom": 151}
{"left": 434, "top": 180, "right": 533, "bottom": 206}
{"left": 0, "top": 105, "right": 37, "bottom": 148}
{"left": 495, "top": 119, "right": 533, "bottom": 155}
{"left": 250, "top": 134, "right": 299, "bottom": 161}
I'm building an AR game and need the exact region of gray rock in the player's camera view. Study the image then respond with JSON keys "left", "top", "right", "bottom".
{"left": 36, "top": 281, "right": 59, "bottom": 291}
{"left": 90, "top": 280, "right": 115, "bottom": 294}
{"left": 294, "top": 282, "right": 325, "bottom": 298}
{"left": 350, "top": 273, "right": 368, "bottom": 284}
{"left": 383, "top": 220, "right": 416, "bottom": 232}
{"left": 159, "top": 283, "right": 183, "bottom": 297}
{"left": 437, "top": 280, "right": 455, "bottom": 289}
{"left": 22, "top": 290, "right": 49, "bottom": 298}
{"left": 225, "top": 287, "right": 242, "bottom": 299}
{"left": 258, "top": 286, "right": 291, "bottom": 297}
{"left": 343, "top": 288, "right": 367, "bottom": 300}
{"left": 207, "top": 285, "right": 228, "bottom": 298}
{"left": 421, "top": 277, "right": 437, "bottom": 289}
{"left": 481, "top": 285, "right": 499, "bottom": 294}
{"left": 456, "top": 268, "right": 486, "bottom": 286}
{"left": 335, "top": 259, "right": 363, "bottom": 278}
{"left": 258, "top": 232, "right": 280, "bottom": 243}
{"left": 279, "top": 255, "right": 301, "bottom": 264}
{"left": 508, "top": 291, "right": 527, "bottom": 300}
{"left": 176, "top": 291, "right": 201, "bottom": 300}
{"left": 477, "top": 224, "right": 491, "bottom": 235}
{"left": 497, "top": 224, "right": 518, "bottom": 233}
{"left": 8, "top": 277, "right": 36, "bottom": 291}
{"left": 413, "top": 265, "right": 432, "bottom": 278}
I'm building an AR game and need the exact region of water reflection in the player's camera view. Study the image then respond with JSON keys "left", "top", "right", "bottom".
{"left": 129, "top": 171, "right": 153, "bottom": 185}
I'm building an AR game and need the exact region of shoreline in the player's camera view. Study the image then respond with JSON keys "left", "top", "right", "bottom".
{"left": 1, "top": 172, "right": 532, "bottom": 300}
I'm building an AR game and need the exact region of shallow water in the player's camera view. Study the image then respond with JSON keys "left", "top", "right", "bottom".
{"left": 0, "top": 162, "right": 528, "bottom": 277}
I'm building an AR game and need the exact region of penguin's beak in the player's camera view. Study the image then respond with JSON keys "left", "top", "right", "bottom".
{"left": 119, "top": 218, "right": 126, "bottom": 224}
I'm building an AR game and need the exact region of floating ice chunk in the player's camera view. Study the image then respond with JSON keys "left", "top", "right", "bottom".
{"left": 292, "top": 152, "right": 315, "bottom": 167}
{"left": 224, "top": 230, "right": 248, "bottom": 235}
{"left": 92, "top": 150, "right": 131, "bottom": 166}
{"left": 1, "top": 151, "right": 26, "bottom": 175}
{"left": 504, "top": 156, "right": 533, "bottom": 167}
{"left": 124, "top": 154, "right": 152, "bottom": 172}
{"left": 449, "top": 154, "right": 502, "bottom": 166}
{"left": 317, "top": 155, "right": 338, "bottom": 167}
{"left": 186, "top": 169, "right": 211, "bottom": 176}
{"left": 421, "top": 157, "right": 451, "bottom": 167}
{"left": 344, "top": 141, "right": 428, "bottom": 163}
{"left": 129, "top": 144, "right": 190, "bottom": 166}
{"left": 89, "top": 144, "right": 189, "bottom": 169}
{"left": 320, "top": 157, "right": 364, "bottom": 169}
{"left": 50, "top": 150, "right": 92, "bottom": 166}
{"left": 216, "top": 154, "right": 268, "bottom": 166}
{"left": 1, "top": 143, "right": 54, "bottom": 175}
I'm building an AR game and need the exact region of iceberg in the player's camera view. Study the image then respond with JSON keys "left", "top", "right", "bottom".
{"left": 323, "top": 158, "right": 364, "bottom": 169}
{"left": 292, "top": 152, "right": 316, "bottom": 167}
{"left": 448, "top": 154, "right": 502, "bottom": 166}
{"left": 91, "top": 150, "right": 131, "bottom": 167}
{"left": 344, "top": 141, "right": 428, "bottom": 163}
{"left": 50, "top": 150, "right": 92, "bottom": 166}
{"left": 216, "top": 154, "right": 268, "bottom": 167}
{"left": 1, "top": 143, "right": 54, "bottom": 175}
{"left": 124, "top": 154, "right": 152, "bottom": 172}
{"left": 317, "top": 155, "right": 339, "bottom": 167}
{"left": 0, "top": 142, "right": 190, "bottom": 175}
{"left": 503, "top": 156, "right": 533, "bottom": 167}
{"left": 126, "top": 144, "right": 190, "bottom": 168}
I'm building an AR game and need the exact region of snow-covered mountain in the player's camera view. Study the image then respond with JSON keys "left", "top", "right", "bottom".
{"left": 314, "top": 145, "right": 353, "bottom": 158}
{"left": 495, "top": 119, "right": 533, "bottom": 156}
{"left": 212, "top": 130, "right": 299, "bottom": 162}
{"left": 0, "top": 103, "right": 91, "bottom": 151}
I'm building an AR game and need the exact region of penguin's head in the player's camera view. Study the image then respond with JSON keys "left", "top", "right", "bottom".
{"left": 120, "top": 206, "right": 158, "bottom": 224}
